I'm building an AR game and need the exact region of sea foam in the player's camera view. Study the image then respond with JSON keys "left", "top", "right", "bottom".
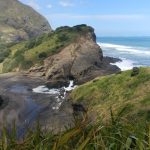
{"left": 32, "top": 81, "right": 77, "bottom": 110}
{"left": 110, "top": 58, "right": 135, "bottom": 71}
{"left": 99, "top": 43, "right": 150, "bottom": 56}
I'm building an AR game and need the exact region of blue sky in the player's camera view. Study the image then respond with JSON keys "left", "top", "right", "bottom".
{"left": 19, "top": 0, "right": 150, "bottom": 36}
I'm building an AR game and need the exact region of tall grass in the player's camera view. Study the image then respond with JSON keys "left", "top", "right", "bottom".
{"left": 0, "top": 107, "right": 150, "bottom": 150}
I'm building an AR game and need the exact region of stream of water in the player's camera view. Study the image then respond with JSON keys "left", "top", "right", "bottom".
{"left": 33, "top": 81, "right": 77, "bottom": 110}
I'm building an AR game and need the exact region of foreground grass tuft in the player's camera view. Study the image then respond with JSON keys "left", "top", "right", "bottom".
{"left": 1, "top": 109, "right": 150, "bottom": 149}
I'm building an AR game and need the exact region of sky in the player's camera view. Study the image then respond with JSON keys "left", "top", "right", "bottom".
{"left": 19, "top": 0, "right": 150, "bottom": 36}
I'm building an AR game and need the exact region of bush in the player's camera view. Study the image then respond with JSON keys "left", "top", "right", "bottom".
{"left": 35, "top": 37, "right": 43, "bottom": 46}
{"left": 38, "top": 52, "right": 47, "bottom": 59}
{"left": 131, "top": 67, "right": 140, "bottom": 77}
{"left": 20, "top": 60, "right": 33, "bottom": 69}
{"left": 25, "top": 39, "right": 36, "bottom": 49}
{"left": 0, "top": 46, "right": 11, "bottom": 63}
{"left": 57, "top": 33, "right": 69, "bottom": 42}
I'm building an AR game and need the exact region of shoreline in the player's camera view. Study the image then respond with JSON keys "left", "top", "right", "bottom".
{"left": 0, "top": 73, "right": 74, "bottom": 135}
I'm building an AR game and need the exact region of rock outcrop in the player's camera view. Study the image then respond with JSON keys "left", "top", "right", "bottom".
{"left": 0, "top": 96, "right": 4, "bottom": 107}
{"left": 29, "top": 25, "right": 120, "bottom": 85}
{"left": 0, "top": 0, "right": 52, "bottom": 43}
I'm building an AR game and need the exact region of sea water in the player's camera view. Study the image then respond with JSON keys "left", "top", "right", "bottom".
{"left": 97, "top": 37, "right": 150, "bottom": 70}
{"left": 33, "top": 81, "right": 77, "bottom": 110}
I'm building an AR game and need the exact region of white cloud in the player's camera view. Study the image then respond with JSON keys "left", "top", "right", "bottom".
{"left": 48, "top": 14, "right": 146, "bottom": 20}
{"left": 27, "top": 0, "right": 41, "bottom": 10}
{"left": 59, "top": 0, "right": 74, "bottom": 7}
{"left": 47, "top": 4, "right": 52, "bottom": 9}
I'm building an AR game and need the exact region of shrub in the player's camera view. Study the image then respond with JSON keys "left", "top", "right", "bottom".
{"left": 20, "top": 60, "right": 33, "bottom": 69}
{"left": 38, "top": 52, "right": 47, "bottom": 59}
{"left": 25, "top": 39, "right": 36, "bottom": 49}
{"left": 131, "top": 67, "right": 140, "bottom": 77}
{"left": 0, "top": 46, "right": 11, "bottom": 63}
{"left": 35, "top": 37, "right": 43, "bottom": 46}
{"left": 57, "top": 33, "right": 69, "bottom": 42}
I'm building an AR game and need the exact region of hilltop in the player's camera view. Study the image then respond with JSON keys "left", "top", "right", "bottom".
{"left": 0, "top": 0, "right": 52, "bottom": 43}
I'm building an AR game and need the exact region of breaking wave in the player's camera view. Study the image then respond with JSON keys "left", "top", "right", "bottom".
{"left": 98, "top": 43, "right": 150, "bottom": 56}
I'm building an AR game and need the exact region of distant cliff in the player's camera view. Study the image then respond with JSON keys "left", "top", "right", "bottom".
{"left": 0, "top": 0, "right": 52, "bottom": 43}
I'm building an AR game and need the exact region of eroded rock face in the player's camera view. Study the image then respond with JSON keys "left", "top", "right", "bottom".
{"left": 0, "top": 0, "right": 52, "bottom": 43}
{"left": 44, "top": 32, "right": 103, "bottom": 83}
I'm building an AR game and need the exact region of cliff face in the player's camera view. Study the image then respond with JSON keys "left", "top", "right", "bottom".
{"left": 0, "top": 0, "right": 52, "bottom": 43}
{"left": 44, "top": 30, "right": 103, "bottom": 82}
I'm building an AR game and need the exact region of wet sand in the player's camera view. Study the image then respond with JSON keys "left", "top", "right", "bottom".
{"left": 0, "top": 73, "right": 73, "bottom": 136}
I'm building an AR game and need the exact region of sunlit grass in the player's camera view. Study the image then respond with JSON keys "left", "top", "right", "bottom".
{"left": 71, "top": 67, "right": 150, "bottom": 121}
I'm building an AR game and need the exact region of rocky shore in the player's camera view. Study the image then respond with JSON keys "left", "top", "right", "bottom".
{"left": 0, "top": 73, "right": 74, "bottom": 135}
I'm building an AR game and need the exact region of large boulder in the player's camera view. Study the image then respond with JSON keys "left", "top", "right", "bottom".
{"left": 0, "top": 0, "right": 52, "bottom": 43}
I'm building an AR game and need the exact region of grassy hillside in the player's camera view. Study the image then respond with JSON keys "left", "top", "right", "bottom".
{"left": 0, "top": 25, "right": 93, "bottom": 73}
{"left": 71, "top": 67, "right": 150, "bottom": 122}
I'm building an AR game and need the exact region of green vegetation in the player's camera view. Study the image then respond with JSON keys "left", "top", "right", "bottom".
{"left": 71, "top": 67, "right": 150, "bottom": 122}
{"left": 0, "top": 25, "right": 93, "bottom": 73}
{"left": 0, "top": 44, "right": 10, "bottom": 63}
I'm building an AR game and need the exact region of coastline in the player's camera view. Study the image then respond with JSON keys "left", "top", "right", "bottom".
{"left": 0, "top": 73, "right": 74, "bottom": 135}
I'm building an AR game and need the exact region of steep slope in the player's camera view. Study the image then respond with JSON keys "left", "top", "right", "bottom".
{"left": 0, "top": 0, "right": 52, "bottom": 43}
{"left": 0, "top": 25, "right": 119, "bottom": 83}
{"left": 70, "top": 67, "right": 150, "bottom": 122}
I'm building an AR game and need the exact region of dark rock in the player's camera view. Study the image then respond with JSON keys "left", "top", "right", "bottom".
{"left": 0, "top": 96, "right": 4, "bottom": 106}
{"left": 46, "top": 80, "right": 68, "bottom": 89}
{"left": 72, "top": 103, "right": 88, "bottom": 122}
{"left": 103, "top": 56, "right": 121, "bottom": 64}
{"left": 131, "top": 67, "right": 140, "bottom": 77}
{"left": 116, "top": 71, "right": 122, "bottom": 74}
{"left": 72, "top": 103, "right": 87, "bottom": 113}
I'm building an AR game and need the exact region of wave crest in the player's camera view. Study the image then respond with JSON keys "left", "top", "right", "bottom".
{"left": 98, "top": 43, "right": 150, "bottom": 56}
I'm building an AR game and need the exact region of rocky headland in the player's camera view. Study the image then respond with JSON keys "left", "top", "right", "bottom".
{"left": 40, "top": 27, "right": 120, "bottom": 85}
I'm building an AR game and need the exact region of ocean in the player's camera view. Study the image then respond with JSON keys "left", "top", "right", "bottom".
{"left": 97, "top": 37, "right": 150, "bottom": 70}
